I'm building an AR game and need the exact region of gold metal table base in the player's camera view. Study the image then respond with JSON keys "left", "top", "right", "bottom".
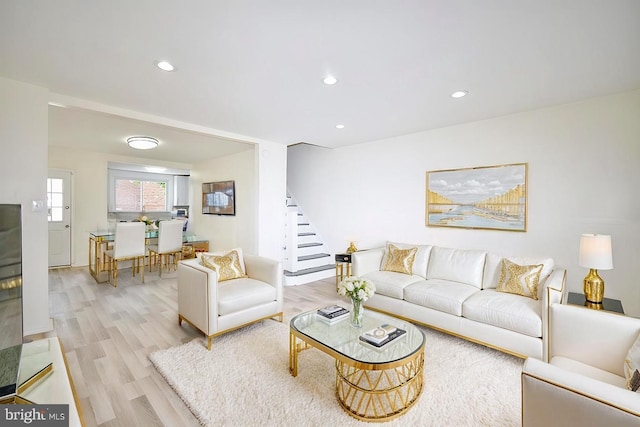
{"left": 289, "top": 329, "right": 424, "bottom": 422}
{"left": 335, "top": 262, "right": 352, "bottom": 288}
{"left": 335, "top": 351, "right": 424, "bottom": 422}
{"left": 289, "top": 332, "right": 313, "bottom": 377}
{"left": 88, "top": 235, "right": 111, "bottom": 283}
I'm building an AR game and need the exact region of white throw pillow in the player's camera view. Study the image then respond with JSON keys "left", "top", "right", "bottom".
{"left": 624, "top": 333, "right": 640, "bottom": 392}
{"left": 427, "top": 246, "right": 487, "bottom": 289}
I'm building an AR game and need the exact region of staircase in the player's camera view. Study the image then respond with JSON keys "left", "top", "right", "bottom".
{"left": 283, "top": 195, "right": 335, "bottom": 286}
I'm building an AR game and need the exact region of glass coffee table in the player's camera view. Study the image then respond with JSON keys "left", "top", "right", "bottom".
{"left": 289, "top": 308, "right": 425, "bottom": 422}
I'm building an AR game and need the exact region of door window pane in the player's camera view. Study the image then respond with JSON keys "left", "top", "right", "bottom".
{"left": 51, "top": 179, "right": 63, "bottom": 193}
{"left": 50, "top": 207, "right": 63, "bottom": 221}
{"left": 47, "top": 178, "right": 64, "bottom": 222}
{"left": 51, "top": 193, "right": 63, "bottom": 207}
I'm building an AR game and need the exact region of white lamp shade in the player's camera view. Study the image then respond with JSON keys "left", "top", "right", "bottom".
{"left": 578, "top": 234, "right": 613, "bottom": 270}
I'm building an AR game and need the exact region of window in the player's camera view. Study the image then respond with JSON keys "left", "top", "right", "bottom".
{"left": 114, "top": 179, "right": 167, "bottom": 212}
{"left": 47, "top": 178, "right": 64, "bottom": 221}
{"left": 108, "top": 169, "right": 174, "bottom": 213}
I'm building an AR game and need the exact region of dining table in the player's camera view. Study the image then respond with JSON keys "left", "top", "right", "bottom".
{"left": 88, "top": 229, "right": 209, "bottom": 283}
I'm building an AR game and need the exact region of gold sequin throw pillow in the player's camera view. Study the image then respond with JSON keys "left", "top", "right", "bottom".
{"left": 624, "top": 334, "right": 640, "bottom": 392}
{"left": 381, "top": 244, "right": 417, "bottom": 275}
{"left": 495, "top": 258, "right": 543, "bottom": 300}
{"left": 201, "top": 250, "right": 247, "bottom": 282}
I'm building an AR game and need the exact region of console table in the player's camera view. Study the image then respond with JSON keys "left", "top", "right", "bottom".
{"left": 12, "top": 337, "right": 82, "bottom": 426}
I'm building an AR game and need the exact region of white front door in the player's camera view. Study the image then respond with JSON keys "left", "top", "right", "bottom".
{"left": 48, "top": 170, "right": 72, "bottom": 267}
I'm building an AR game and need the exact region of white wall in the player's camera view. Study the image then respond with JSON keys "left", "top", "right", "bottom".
{"left": 288, "top": 90, "right": 640, "bottom": 317}
{"left": 190, "top": 149, "right": 257, "bottom": 253}
{"left": 0, "top": 76, "right": 286, "bottom": 334}
{"left": 189, "top": 141, "right": 287, "bottom": 260}
{"left": 48, "top": 146, "right": 192, "bottom": 267}
{"left": 255, "top": 141, "right": 287, "bottom": 260}
{"left": 0, "top": 77, "right": 51, "bottom": 335}
{"left": 50, "top": 142, "right": 287, "bottom": 265}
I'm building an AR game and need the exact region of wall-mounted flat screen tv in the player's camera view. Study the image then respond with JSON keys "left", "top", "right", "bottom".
{"left": 0, "top": 204, "right": 22, "bottom": 402}
{"left": 202, "top": 180, "right": 235, "bottom": 216}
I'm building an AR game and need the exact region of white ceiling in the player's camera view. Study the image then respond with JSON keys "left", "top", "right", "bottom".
{"left": 48, "top": 105, "right": 254, "bottom": 164}
{"left": 1, "top": 1, "right": 639, "bottom": 163}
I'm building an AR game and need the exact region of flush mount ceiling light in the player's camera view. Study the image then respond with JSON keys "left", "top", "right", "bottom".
{"left": 127, "top": 136, "right": 159, "bottom": 150}
{"left": 335, "top": 124, "right": 345, "bottom": 129}
{"left": 156, "top": 60, "right": 175, "bottom": 72}
{"left": 451, "top": 90, "right": 469, "bottom": 98}
{"left": 323, "top": 75, "right": 338, "bottom": 85}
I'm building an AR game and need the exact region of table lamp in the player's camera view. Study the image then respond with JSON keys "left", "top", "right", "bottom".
{"left": 578, "top": 234, "right": 613, "bottom": 304}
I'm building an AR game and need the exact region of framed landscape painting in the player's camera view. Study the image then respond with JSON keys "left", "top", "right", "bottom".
{"left": 426, "top": 163, "right": 527, "bottom": 232}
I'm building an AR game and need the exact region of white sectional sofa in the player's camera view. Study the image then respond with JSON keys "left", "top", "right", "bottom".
{"left": 352, "top": 242, "right": 566, "bottom": 361}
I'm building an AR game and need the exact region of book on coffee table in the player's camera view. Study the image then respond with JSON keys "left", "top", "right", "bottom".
{"left": 316, "top": 305, "right": 349, "bottom": 324}
{"left": 359, "top": 324, "right": 406, "bottom": 348}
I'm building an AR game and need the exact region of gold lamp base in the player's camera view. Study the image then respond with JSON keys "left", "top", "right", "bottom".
{"left": 346, "top": 241, "right": 358, "bottom": 254}
{"left": 584, "top": 301, "right": 603, "bottom": 310}
{"left": 583, "top": 268, "right": 605, "bottom": 304}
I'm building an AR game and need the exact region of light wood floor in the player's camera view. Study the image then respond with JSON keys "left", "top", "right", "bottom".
{"left": 38, "top": 266, "right": 345, "bottom": 427}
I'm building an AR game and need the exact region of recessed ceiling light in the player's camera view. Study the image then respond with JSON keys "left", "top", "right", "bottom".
{"left": 127, "top": 136, "right": 159, "bottom": 150}
{"left": 336, "top": 124, "right": 345, "bottom": 129}
{"left": 323, "top": 75, "right": 338, "bottom": 85}
{"left": 156, "top": 60, "right": 175, "bottom": 72}
{"left": 451, "top": 90, "right": 468, "bottom": 98}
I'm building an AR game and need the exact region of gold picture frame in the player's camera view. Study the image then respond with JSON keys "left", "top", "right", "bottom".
{"left": 426, "top": 163, "right": 527, "bottom": 232}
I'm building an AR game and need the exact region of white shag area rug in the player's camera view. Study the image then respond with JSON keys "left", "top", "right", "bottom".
{"left": 149, "top": 320, "right": 522, "bottom": 426}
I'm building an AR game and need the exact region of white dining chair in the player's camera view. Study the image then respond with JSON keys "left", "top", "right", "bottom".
{"left": 148, "top": 220, "right": 184, "bottom": 277}
{"left": 103, "top": 222, "right": 146, "bottom": 287}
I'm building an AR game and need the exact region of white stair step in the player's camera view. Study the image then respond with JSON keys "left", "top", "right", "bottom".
{"left": 296, "top": 224, "right": 313, "bottom": 234}
{"left": 296, "top": 253, "right": 332, "bottom": 269}
{"left": 297, "top": 244, "right": 324, "bottom": 257}
{"left": 284, "top": 265, "right": 336, "bottom": 286}
{"left": 297, "top": 232, "right": 316, "bottom": 244}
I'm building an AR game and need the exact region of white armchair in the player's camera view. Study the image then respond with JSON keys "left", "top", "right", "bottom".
{"left": 177, "top": 252, "right": 283, "bottom": 349}
{"left": 522, "top": 303, "right": 640, "bottom": 426}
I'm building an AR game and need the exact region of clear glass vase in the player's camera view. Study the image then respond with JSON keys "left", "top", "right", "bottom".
{"left": 351, "top": 298, "right": 364, "bottom": 328}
